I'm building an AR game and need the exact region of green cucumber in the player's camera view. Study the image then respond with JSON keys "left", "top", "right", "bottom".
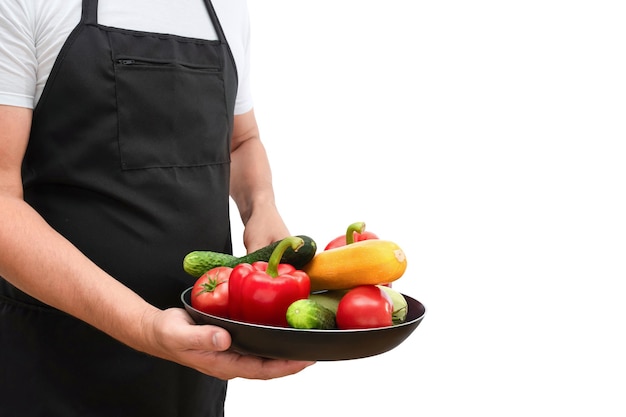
{"left": 182, "top": 251, "right": 238, "bottom": 278}
{"left": 236, "top": 235, "right": 317, "bottom": 269}
{"left": 183, "top": 235, "right": 317, "bottom": 278}
{"left": 286, "top": 299, "right": 336, "bottom": 330}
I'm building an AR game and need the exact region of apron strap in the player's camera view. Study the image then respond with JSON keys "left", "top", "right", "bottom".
{"left": 83, "top": 0, "right": 99, "bottom": 26}
{"left": 204, "top": 0, "right": 227, "bottom": 44}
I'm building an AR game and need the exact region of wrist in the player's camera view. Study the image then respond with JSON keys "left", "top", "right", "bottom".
{"left": 133, "top": 305, "right": 163, "bottom": 355}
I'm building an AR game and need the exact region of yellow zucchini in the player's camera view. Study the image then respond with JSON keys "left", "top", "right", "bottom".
{"left": 303, "top": 240, "right": 407, "bottom": 291}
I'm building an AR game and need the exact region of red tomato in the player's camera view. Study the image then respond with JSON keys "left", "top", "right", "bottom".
{"left": 190, "top": 266, "right": 232, "bottom": 318}
{"left": 336, "top": 285, "right": 394, "bottom": 329}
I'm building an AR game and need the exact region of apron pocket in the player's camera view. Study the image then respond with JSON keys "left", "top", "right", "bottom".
{"left": 114, "top": 57, "right": 230, "bottom": 170}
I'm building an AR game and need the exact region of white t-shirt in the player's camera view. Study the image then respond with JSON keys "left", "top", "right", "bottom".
{"left": 0, "top": 0, "right": 253, "bottom": 114}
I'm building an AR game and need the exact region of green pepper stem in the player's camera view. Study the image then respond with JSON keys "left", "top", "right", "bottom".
{"left": 266, "top": 236, "right": 304, "bottom": 277}
{"left": 345, "top": 222, "right": 366, "bottom": 245}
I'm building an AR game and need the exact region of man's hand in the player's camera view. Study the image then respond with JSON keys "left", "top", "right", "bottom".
{"left": 141, "top": 307, "right": 315, "bottom": 381}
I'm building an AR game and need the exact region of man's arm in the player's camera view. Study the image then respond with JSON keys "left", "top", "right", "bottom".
{"left": 229, "top": 108, "right": 291, "bottom": 252}
{"left": 0, "top": 104, "right": 313, "bottom": 379}
{"left": 0, "top": 105, "right": 164, "bottom": 348}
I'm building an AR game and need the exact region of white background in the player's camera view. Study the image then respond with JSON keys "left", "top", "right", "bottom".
{"left": 227, "top": 1, "right": 626, "bottom": 416}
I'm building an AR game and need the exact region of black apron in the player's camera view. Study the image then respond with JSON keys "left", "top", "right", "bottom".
{"left": 0, "top": 0, "right": 237, "bottom": 415}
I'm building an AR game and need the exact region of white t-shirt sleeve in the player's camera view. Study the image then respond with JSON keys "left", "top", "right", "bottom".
{"left": 232, "top": 8, "right": 254, "bottom": 115}
{"left": 0, "top": 1, "right": 38, "bottom": 108}
{"left": 213, "top": 0, "right": 254, "bottom": 115}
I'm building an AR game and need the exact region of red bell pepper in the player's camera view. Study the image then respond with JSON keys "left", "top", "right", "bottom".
{"left": 324, "top": 221, "right": 379, "bottom": 250}
{"left": 228, "top": 236, "right": 311, "bottom": 327}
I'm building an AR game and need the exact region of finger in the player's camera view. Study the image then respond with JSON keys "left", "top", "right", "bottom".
{"left": 229, "top": 355, "right": 316, "bottom": 380}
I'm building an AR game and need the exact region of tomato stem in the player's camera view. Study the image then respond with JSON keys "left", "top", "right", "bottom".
{"left": 266, "top": 236, "right": 304, "bottom": 277}
{"left": 345, "top": 222, "right": 366, "bottom": 245}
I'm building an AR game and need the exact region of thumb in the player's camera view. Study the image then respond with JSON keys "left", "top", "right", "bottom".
{"left": 162, "top": 308, "right": 233, "bottom": 353}
{"left": 189, "top": 324, "right": 232, "bottom": 352}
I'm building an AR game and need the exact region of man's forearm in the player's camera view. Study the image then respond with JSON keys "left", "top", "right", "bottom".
{"left": 0, "top": 195, "right": 159, "bottom": 353}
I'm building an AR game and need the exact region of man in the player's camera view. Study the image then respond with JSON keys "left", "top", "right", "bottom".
{"left": 0, "top": 1, "right": 313, "bottom": 415}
